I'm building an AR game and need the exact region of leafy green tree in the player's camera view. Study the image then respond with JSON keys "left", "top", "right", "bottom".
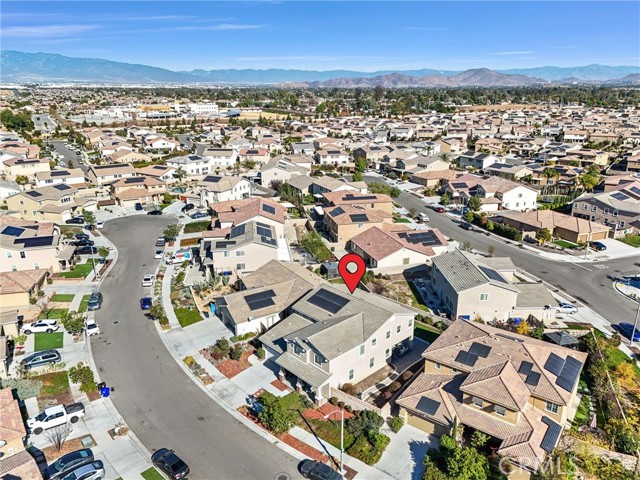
{"left": 467, "top": 195, "right": 482, "bottom": 212}
{"left": 258, "top": 397, "right": 296, "bottom": 434}
{"left": 163, "top": 223, "right": 181, "bottom": 242}
{"left": 355, "top": 157, "right": 368, "bottom": 172}
{"left": 173, "top": 167, "right": 187, "bottom": 183}
{"left": 68, "top": 362, "right": 98, "bottom": 393}
{"left": 82, "top": 209, "right": 96, "bottom": 226}
{"left": 440, "top": 193, "right": 451, "bottom": 206}
{"left": 352, "top": 170, "right": 363, "bottom": 182}
{"left": 0, "top": 109, "right": 34, "bottom": 131}
{"left": 470, "top": 431, "right": 490, "bottom": 448}
{"left": 445, "top": 446, "right": 489, "bottom": 480}
{"left": 60, "top": 311, "right": 85, "bottom": 335}
{"left": 15, "top": 175, "right": 29, "bottom": 185}
{"left": 536, "top": 228, "right": 552, "bottom": 243}
{"left": 98, "top": 246, "right": 110, "bottom": 262}
{"left": 346, "top": 410, "right": 384, "bottom": 439}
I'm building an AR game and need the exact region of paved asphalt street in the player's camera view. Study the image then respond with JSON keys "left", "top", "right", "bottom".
{"left": 48, "top": 140, "right": 87, "bottom": 173}
{"left": 362, "top": 176, "right": 639, "bottom": 326}
{"left": 92, "top": 216, "right": 301, "bottom": 480}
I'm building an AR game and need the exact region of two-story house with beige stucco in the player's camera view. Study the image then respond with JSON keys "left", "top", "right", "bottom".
{"left": 5, "top": 184, "right": 97, "bottom": 223}
{"left": 109, "top": 175, "right": 167, "bottom": 208}
{"left": 397, "top": 319, "right": 586, "bottom": 477}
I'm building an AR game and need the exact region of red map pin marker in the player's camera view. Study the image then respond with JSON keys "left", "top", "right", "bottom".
{"left": 338, "top": 253, "right": 366, "bottom": 294}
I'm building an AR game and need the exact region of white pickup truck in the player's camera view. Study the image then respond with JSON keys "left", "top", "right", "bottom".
{"left": 27, "top": 402, "right": 86, "bottom": 435}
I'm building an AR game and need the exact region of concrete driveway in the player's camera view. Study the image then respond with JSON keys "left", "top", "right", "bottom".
{"left": 92, "top": 215, "right": 301, "bottom": 480}
{"left": 376, "top": 424, "right": 438, "bottom": 480}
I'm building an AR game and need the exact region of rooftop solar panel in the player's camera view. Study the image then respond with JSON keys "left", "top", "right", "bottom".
{"left": 518, "top": 361, "right": 533, "bottom": 376}
{"left": 329, "top": 207, "right": 345, "bottom": 217}
{"left": 125, "top": 177, "right": 145, "bottom": 183}
{"left": 525, "top": 371, "right": 541, "bottom": 386}
{"left": 50, "top": 171, "right": 70, "bottom": 177}
{"left": 454, "top": 350, "right": 478, "bottom": 367}
{"left": 555, "top": 356, "right": 582, "bottom": 392}
{"left": 215, "top": 241, "right": 236, "bottom": 249}
{"left": 469, "top": 342, "right": 491, "bottom": 358}
{"left": 245, "top": 289, "right": 276, "bottom": 311}
{"left": 262, "top": 204, "right": 276, "bottom": 215}
{"left": 15, "top": 236, "right": 55, "bottom": 247}
{"left": 540, "top": 416, "right": 562, "bottom": 452}
{"left": 479, "top": 266, "right": 506, "bottom": 283}
{"left": 203, "top": 176, "right": 223, "bottom": 183}
{"left": 230, "top": 224, "right": 245, "bottom": 238}
{"left": 544, "top": 353, "right": 565, "bottom": 377}
{"left": 416, "top": 397, "right": 440, "bottom": 416}
{"left": 349, "top": 214, "right": 368, "bottom": 222}
{"left": 306, "top": 289, "right": 349, "bottom": 314}
{"left": 2, "top": 226, "right": 25, "bottom": 237}
{"left": 53, "top": 184, "right": 71, "bottom": 190}
{"left": 26, "top": 191, "right": 43, "bottom": 197}
{"left": 611, "top": 192, "right": 629, "bottom": 201}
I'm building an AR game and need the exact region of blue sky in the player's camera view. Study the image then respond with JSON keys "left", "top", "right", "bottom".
{"left": 2, "top": 1, "right": 639, "bottom": 71}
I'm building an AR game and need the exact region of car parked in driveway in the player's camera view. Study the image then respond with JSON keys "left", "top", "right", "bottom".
{"left": 151, "top": 448, "right": 190, "bottom": 480}
{"left": 75, "top": 246, "right": 97, "bottom": 255}
{"left": 47, "top": 448, "right": 95, "bottom": 480}
{"left": 142, "top": 274, "right": 155, "bottom": 287}
{"left": 21, "top": 349, "right": 61, "bottom": 370}
{"left": 59, "top": 460, "right": 104, "bottom": 480}
{"left": 135, "top": 203, "right": 143, "bottom": 211}
{"left": 74, "top": 233, "right": 90, "bottom": 241}
{"left": 181, "top": 203, "right": 195, "bottom": 213}
{"left": 618, "top": 322, "right": 640, "bottom": 342}
{"left": 556, "top": 302, "right": 578, "bottom": 314}
{"left": 190, "top": 212, "right": 207, "bottom": 219}
{"left": 87, "top": 292, "right": 103, "bottom": 311}
{"left": 65, "top": 217, "right": 84, "bottom": 225}
{"left": 23, "top": 319, "right": 59, "bottom": 334}
{"left": 71, "top": 239, "right": 95, "bottom": 247}
{"left": 590, "top": 241, "right": 607, "bottom": 251}
{"left": 299, "top": 459, "right": 342, "bottom": 480}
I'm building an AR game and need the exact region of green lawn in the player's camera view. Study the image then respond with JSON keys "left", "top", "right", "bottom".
{"left": 183, "top": 221, "right": 211, "bottom": 234}
{"left": 50, "top": 294, "right": 75, "bottom": 303}
{"left": 393, "top": 217, "right": 411, "bottom": 223}
{"left": 59, "top": 261, "right": 95, "bottom": 278}
{"left": 174, "top": 308, "right": 204, "bottom": 328}
{"left": 414, "top": 323, "right": 441, "bottom": 344}
{"left": 140, "top": 467, "right": 164, "bottom": 480}
{"left": 34, "top": 332, "right": 64, "bottom": 351}
{"left": 572, "top": 394, "right": 591, "bottom": 429}
{"left": 77, "top": 294, "right": 91, "bottom": 313}
{"left": 304, "top": 418, "right": 356, "bottom": 450}
{"left": 36, "top": 371, "right": 70, "bottom": 399}
{"left": 39, "top": 308, "right": 69, "bottom": 319}
{"left": 553, "top": 239, "right": 580, "bottom": 249}
{"left": 619, "top": 234, "right": 640, "bottom": 248}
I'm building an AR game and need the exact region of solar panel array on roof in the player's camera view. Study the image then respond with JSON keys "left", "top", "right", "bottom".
{"left": 540, "top": 416, "right": 562, "bottom": 453}
{"left": 349, "top": 214, "right": 368, "bottom": 222}
{"left": 518, "top": 361, "right": 533, "bottom": 376}
{"left": 125, "top": 177, "right": 145, "bottom": 184}
{"left": 306, "top": 289, "right": 349, "bottom": 314}
{"left": 215, "top": 241, "right": 236, "bottom": 249}
{"left": 15, "top": 236, "right": 55, "bottom": 248}
{"left": 416, "top": 397, "right": 440, "bottom": 416}
{"left": 555, "top": 356, "right": 582, "bottom": 392}
{"left": 230, "top": 224, "right": 245, "bottom": 238}
{"left": 262, "top": 204, "right": 276, "bottom": 215}
{"left": 2, "top": 226, "right": 25, "bottom": 237}
{"left": 329, "top": 207, "right": 345, "bottom": 217}
{"left": 402, "top": 231, "right": 441, "bottom": 247}
{"left": 630, "top": 186, "right": 640, "bottom": 195}
{"left": 50, "top": 171, "right": 70, "bottom": 177}
{"left": 525, "top": 371, "right": 541, "bottom": 386}
{"left": 611, "top": 192, "right": 629, "bottom": 201}
{"left": 256, "top": 225, "right": 271, "bottom": 238}
{"left": 455, "top": 350, "right": 478, "bottom": 367}
{"left": 245, "top": 289, "right": 276, "bottom": 311}
{"left": 53, "top": 184, "right": 72, "bottom": 190}
{"left": 261, "top": 236, "right": 277, "bottom": 246}
{"left": 203, "top": 176, "right": 222, "bottom": 183}
{"left": 469, "top": 342, "right": 491, "bottom": 358}
{"left": 343, "top": 194, "right": 378, "bottom": 201}
{"left": 451, "top": 182, "right": 468, "bottom": 189}
{"left": 544, "top": 353, "right": 565, "bottom": 376}
{"left": 479, "top": 266, "right": 506, "bottom": 283}
{"left": 26, "top": 191, "right": 43, "bottom": 197}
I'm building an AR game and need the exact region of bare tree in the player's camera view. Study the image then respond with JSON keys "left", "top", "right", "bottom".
{"left": 44, "top": 424, "right": 72, "bottom": 451}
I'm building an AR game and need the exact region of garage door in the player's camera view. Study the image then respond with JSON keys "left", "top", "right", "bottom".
{"left": 407, "top": 413, "right": 448, "bottom": 436}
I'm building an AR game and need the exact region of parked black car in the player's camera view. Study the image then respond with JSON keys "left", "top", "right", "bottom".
{"left": 65, "top": 217, "right": 84, "bottom": 225}
{"left": 75, "top": 246, "right": 97, "bottom": 255}
{"left": 87, "top": 292, "right": 103, "bottom": 311}
{"left": 181, "top": 203, "right": 195, "bottom": 213}
{"left": 73, "top": 233, "right": 90, "bottom": 241}
{"left": 135, "top": 203, "right": 143, "bottom": 211}
{"left": 71, "top": 239, "right": 95, "bottom": 247}
{"left": 147, "top": 210, "right": 163, "bottom": 216}
{"left": 151, "top": 448, "right": 190, "bottom": 480}
{"left": 190, "top": 212, "right": 207, "bottom": 219}
{"left": 590, "top": 241, "right": 607, "bottom": 251}
{"left": 299, "top": 459, "right": 342, "bottom": 480}
{"left": 47, "top": 448, "right": 95, "bottom": 480}
{"left": 21, "top": 349, "right": 61, "bottom": 370}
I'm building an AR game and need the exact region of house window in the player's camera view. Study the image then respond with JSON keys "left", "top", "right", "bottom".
{"left": 403, "top": 257, "right": 410, "bottom": 265}
{"left": 545, "top": 401, "right": 559, "bottom": 414}
{"left": 348, "top": 369, "right": 354, "bottom": 380}
{"left": 435, "top": 362, "right": 441, "bottom": 370}
{"left": 33, "top": 263, "right": 40, "bottom": 270}
{"left": 619, "top": 221, "right": 625, "bottom": 228}
{"left": 452, "top": 368, "right": 459, "bottom": 373}
{"left": 385, "top": 348, "right": 391, "bottom": 358}
{"left": 408, "top": 318, "right": 413, "bottom": 327}
{"left": 293, "top": 344, "right": 304, "bottom": 355}
{"left": 583, "top": 204, "right": 588, "bottom": 210}
{"left": 314, "top": 353, "right": 323, "bottom": 365}
{"left": 358, "top": 223, "right": 364, "bottom": 228}
{"left": 573, "top": 203, "right": 578, "bottom": 208}
{"left": 396, "top": 325, "right": 402, "bottom": 334}
{"left": 236, "top": 250, "right": 245, "bottom": 257}
{"left": 386, "top": 330, "right": 391, "bottom": 340}
{"left": 613, "top": 210, "right": 618, "bottom": 216}
{"left": 11, "top": 265, "right": 17, "bottom": 272}
{"left": 592, "top": 206, "right": 597, "bottom": 212}
{"left": 371, "top": 338, "right": 377, "bottom": 348}
{"left": 604, "top": 208, "right": 609, "bottom": 214}
{"left": 494, "top": 405, "right": 506, "bottom": 416}
{"left": 369, "top": 357, "right": 375, "bottom": 368}
{"left": 472, "top": 396, "right": 483, "bottom": 408}
{"left": 223, "top": 251, "right": 231, "bottom": 257}
{"left": 20, "top": 251, "right": 26, "bottom": 259}
{"left": 236, "top": 263, "right": 246, "bottom": 270}
{"left": 360, "top": 345, "right": 365, "bottom": 356}
{"left": 480, "top": 293, "right": 489, "bottom": 301}
{"left": 6, "top": 252, "right": 12, "bottom": 259}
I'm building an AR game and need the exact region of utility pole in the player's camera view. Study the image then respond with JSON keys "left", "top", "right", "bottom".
{"left": 629, "top": 299, "right": 640, "bottom": 347}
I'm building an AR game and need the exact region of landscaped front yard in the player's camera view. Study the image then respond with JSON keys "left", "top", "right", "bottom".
{"left": 140, "top": 467, "right": 164, "bottom": 480}
{"left": 35, "top": 370, "right": 72, "bottom": 409}
{"left": 174, "top": 308, "right": 203, "bottom": 328}
{"left": 553, "top": 239, "right": 580, "bottom": 249}
{"left": 50, "top": 294, "right": 75, "bottom": 303}
{"left": 619, "top": 234, "right": 640, "bottom": 248}
{"left": 39, "top": 308, "right": 69, "bottom": 319}
{"left": 59, "top": 261, "right": 95, "bottom": 278}
{"left": 77, "top": 294, "right": 91, "bottom": 313}
{"left": 413, "top": 322, "right": 441, "bottom": 344}
{"left": 34, "top": 332, "right": 64, "bottom": 351}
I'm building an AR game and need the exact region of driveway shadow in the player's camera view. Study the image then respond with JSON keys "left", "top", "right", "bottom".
{"left": 409, "top": 440, "right": 431, "bottom": 480}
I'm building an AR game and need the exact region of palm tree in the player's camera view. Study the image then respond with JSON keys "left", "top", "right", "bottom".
{"left": 542, "top": 168, "right": 559, "bottom": 195}
{"left": 173, "top": 167, "right": 187, "bottom": 184}
{"left": 438, "top": 152, "right": 451, "bottom": 163}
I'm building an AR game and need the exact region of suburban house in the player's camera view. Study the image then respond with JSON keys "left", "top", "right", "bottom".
{"left": 0, "top": 269, "right": 49, "bottom": 314}
{"left": 5, "top": 184, "right": 97, "bottom": 223}
{"left": 260, "top": 284, "right": 421, "bottom": 405}
{"left": 260, "top": 155, "right": 311, "bottom": 187}
{"left": 484, "top": 163, "right": 533, "bottom": 181}
{"left": 199, "top": 221, "right": 280, "bottom": 275}
{"left": 197, "top": 175, "right": 252, "bottom": 205}
{"left": 135, "top": 164, "right": 177, "bottom": 183}
{"left": 0, "top": 387, "right": 42, "bottom": 479}
{"left": 166, "top": 154, "right": 216, "bottom": 176}
{"left": 86, "top": 163, "right": 136, "bottom": 186}
{"left": 411, "top": 170, "right": 458, "bottom": 189}
{"left": 499, "top": 210, "right": 610, "bottom": 244}
{"left": 290, "top": 142, "right": 316, "bottom": 156}
{"left": 109, "top": 175, "right": 167, "bottom": 208}
{"left": 324, "top": 204, "right": 393, "bottom": 243}
{"left": 0, "top": 180, "right": 20, "bottom": 199}
{"left": 0, "top": 215, "right": 75, "bottom": 273}
{"left": 210, "top": 198, "right": 286, "bottom": 238}
{"left": 107, "top": 149, "right": 153, "bottom": 164}
{"left": 458, "top": 151, "right": 502, "bottom": 171}
{"left": 35, "top": 168, "right": 86, "bottom": 189}
{"left": 571, "top": 182, "right": 640, "bottom": 237}
{"left": 321, "top": 191, "right": 393, "bottom": 215}
{"left": 474, "top": 177, "right": 538, "bottom": 212}
{"left": 315, "top": 148, "right": 349, "bottom": 165}
{"left": 142, "top": 136, "right": 180, "bottom": 152}
{"left": 216, "top": 260, "right": 325, "bottom": 335}
{"left": 430, "top": 250, "right": 555, "bottom": 323}
{"left": 397, "top": 319, "right": 586, "bottom": 476}
{"left": 308, "top": 176, "right": 367, "bottom": 198}
{"left": 239, "top": 148, "right": 270, "bottom": 165}
{"left": 2, "top": 157, "right": 50, "bottom": 179}
{"left": 201, "top": 147, "right": 239, "bottom": 168}
{"left": 348, "top": 225, "right": 449, "bottom": 270}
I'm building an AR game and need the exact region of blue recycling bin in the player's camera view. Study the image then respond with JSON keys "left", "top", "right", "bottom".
{"left": 100, "top": 386, "right": 110, "bottom": 398}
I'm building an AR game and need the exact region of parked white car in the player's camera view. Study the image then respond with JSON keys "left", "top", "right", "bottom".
{"left": 23, "top": 319, "right": 59, "bottom": 335}
{"left": 142, "top": 274, "right": 155, "bottom": 287}
{"left": 556, "top": 302, "right": 578, "bottom": 314}
{"left": 418, "top": 213, "right": 430, "bottom": 222}
{"left": 85, "top": 318, "right": 100, "bottom": 336}
{"left": 95, "top": 221, "right": 104, "bottom": 229}
{"left": 154, "top": 250, "right": 164, "bottom": 259}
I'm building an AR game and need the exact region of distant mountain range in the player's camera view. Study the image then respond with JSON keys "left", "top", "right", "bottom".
{"left": 2, "top": 50, "right": 639, "bottom": 86}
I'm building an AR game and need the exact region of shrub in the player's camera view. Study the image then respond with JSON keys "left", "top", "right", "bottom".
{"left": 347, "top": 410, "right": 384, "bottom": 439}
{"left": 213, "top": 338, "right": 230, "bottom": 357}
{"left": 401, "top": 370, "right": 414, "bottom": 381}
{"left": 388, "top": 381, "right": 402, "bottom": 393}
{"left": 341, "top": 383, "right": 357, "bottom": 395}
{"left": 68, "top": 362, "right": 98, "bottom": 393}
{"left": 258, "top": 397, "right": 296, "bottom": 434}
{"left": 347, "top": 433, "right": 390, "bottom": 465}
{"left": 229, "top": 345, "right": 243, "bottom": 361}
{"left": 256, "top": 348, "right": 265, "bottom": 360}
{"left": 60, "top": 311, "right": 85, "bottom": 335}
{"left": 230, "top": 336, "right": 240, "bottom": 343}
{"left": 387, "top": 416, "right": 404, "bottom": 433}
{"left": 0, "top": 377, "right": 43, "bottom": 400}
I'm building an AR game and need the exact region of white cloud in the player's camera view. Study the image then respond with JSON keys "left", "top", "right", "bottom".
{"left": 404, "top": 26, "right": 448, "bottom": 31}
{"left": 488, "top": 51, "right": 536, "bottom": 55}
{"left": 172, "top": 23, "right": 269, "bottom": 31}
{"left": 2, "top": 24, "right": 99, "bottom": 38}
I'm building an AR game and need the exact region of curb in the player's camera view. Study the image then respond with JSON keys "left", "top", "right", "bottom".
{"left": 612, "top": 281, "right": 640, "bottom": 304}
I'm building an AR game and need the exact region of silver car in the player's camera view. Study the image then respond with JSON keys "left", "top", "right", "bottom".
{"left": 60, "top": 460, "right": 104, "bottom": 480}
{"left": 556, "top": 302, "right": 578, "bottom": 314}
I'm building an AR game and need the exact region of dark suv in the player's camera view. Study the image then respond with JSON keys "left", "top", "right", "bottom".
{"left": 152, "top": 448, "right": 190, "bottom": 480}
{"left": 21, "top": 349, "right": 61, "bottom": 370}
{"left": 65, "top": 217, "right": 84, "bottom": 225}
{"left": 300, "top": 459, "right": 342, "bottom": 480}
{"left": 87, "top": 292, "right": 103, "bottom": 311}
{"left": 181, "top": 203, "right": 195, "bottom": 213}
